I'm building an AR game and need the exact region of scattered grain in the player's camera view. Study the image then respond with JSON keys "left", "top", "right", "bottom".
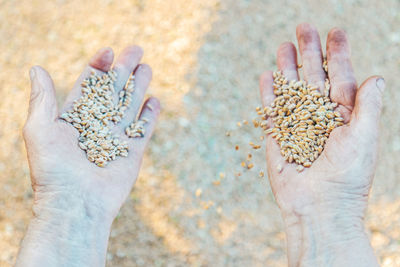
{"left": 213, "top": 180, "right": 221, "bottom": 186}
{"left": 202, "top": 201, "right": 214, "bottom": 210}
{"left": 195, "top": 188, "right": 202, "bottom": 197}
{"left": 296, "top": 165, "right": 304, "bottom": 172}
{"left": 247, "top": 153, "right": 252, "bottom": 161}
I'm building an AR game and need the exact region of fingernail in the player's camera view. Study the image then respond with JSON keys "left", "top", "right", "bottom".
{"left": 376, "top": 77, "right": 385, "bottom": 92}
{"left": 29, "top": 67, "right": 36, "bottom": 80}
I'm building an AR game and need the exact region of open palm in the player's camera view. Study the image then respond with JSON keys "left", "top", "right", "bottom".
{"left": 23, "top": 46, "right": 160, "bottom": 220}
{"left": 260, "top": 24, "right": 384, "bottom": 239}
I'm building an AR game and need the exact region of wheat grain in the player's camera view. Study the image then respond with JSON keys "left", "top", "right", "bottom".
{"left": 61, "top": 70, "right": 146, "bottom": 167}
{"left": 261, "top": 70, "right": 344, "bottom": 172}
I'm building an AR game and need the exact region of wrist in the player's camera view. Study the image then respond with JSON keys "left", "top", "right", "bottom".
{"left": 32, "top": 186, "right": 115, "bottom": 225}
{"left": 17, "top": 202, "right": 113, "bottom": 267}
{"left": 282, "top": 211, "right": 377, "bottom": 267}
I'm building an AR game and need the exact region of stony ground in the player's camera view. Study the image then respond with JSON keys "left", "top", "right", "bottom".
{"left": 0, "top": 0, "right": 399, "bottom": 266}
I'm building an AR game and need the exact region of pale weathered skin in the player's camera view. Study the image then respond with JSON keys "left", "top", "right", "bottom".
{"left": 260, "top": 23, "right": 384, "bottom": 267}
{"left": 16, "top": 46, "right": 160, "bottom": 267}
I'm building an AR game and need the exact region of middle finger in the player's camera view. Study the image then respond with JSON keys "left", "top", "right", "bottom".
{"left": 296, "top": 23, "right": 326, "bottom": 91}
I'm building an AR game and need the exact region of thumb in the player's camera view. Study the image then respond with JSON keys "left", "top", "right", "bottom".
{"left": 27, "top": 66, "right": 58, "bottom": 124}
{"left": 350, "top": 76, "right": 385, "bottom": 134}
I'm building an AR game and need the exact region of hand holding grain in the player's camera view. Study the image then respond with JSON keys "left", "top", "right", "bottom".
{"left": 260, "top": 24, "right": 383, "bottom": 267}
{"left": 17, "top": 46, "right": 160, "bottom": 267}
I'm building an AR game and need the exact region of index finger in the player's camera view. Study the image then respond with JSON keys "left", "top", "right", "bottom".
{"left": 61, "top": 47, "right": 114, "bottom": 114}
{"left": 259, "top": 71, "right": 275, "bottom": 107}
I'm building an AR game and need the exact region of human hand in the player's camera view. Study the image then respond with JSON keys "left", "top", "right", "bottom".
{"left": 17, "top": 46, "right": 160, "bottom": 266}
{"left": 260, "top": 23, "right": 383, "bottom": 266}
{"left": 23, "top": 46, "right": 159, "bottom": 221}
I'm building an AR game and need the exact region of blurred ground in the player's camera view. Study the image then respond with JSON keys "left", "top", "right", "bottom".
{"left": 0, "top": 0, "right": 399, "bottom": 266}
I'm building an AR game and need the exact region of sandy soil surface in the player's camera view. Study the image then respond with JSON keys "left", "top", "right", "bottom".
{"left": 0, "top": 0, "right": 399, "bottom": 266}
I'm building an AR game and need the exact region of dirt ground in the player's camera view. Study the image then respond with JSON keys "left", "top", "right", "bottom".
{"left": 0, "top": 0, "right": 399, "bottom": 266}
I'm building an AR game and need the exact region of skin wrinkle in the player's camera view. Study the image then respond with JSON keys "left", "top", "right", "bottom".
{"left": 326, "top": 29, "right": 358, "bottom": 112}
{"left": 277, "top": 42, "right": 299, "bottom": 80}
{"left": 113, "top": 46, "right": 144, "bottom": 94}
{"left": 327, "top": 28, "right": 348, "bottom": 47}
{"left": 18, "top": 45, "right": 161, "bottom": 266}
{"left": 297, "top": 24, "right": 326, "bottom": 92}
{"left": 118, "top": 63, "right": 153, "bottom": 130}
{"left": 259, "top": 24, "right": 381, "bottom": 267}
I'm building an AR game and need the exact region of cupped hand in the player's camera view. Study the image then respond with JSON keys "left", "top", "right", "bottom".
{"left": 23, "top": 46, "right": 160, "bottom": 223}
{"left": 260, "top": 24, "right": 383, "bottom": 266}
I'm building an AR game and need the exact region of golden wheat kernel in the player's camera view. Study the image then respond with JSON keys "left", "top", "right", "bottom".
{"left": 241, "top": 161, "right": 246, "bottom": 168}
{"left": 219, "top": 172, "right": 226, "bottom": 179}
{"left": 247, "top": 163, "right": 254, "bottom": 169}
{"left": 202, "top": 201, "right": 214, "bottom": 210}
{"left": 303, "top": 161, "right": 312, "bottom": 167}
{"left": 213, "top": 180, "right": 221, "bottom": 186}
{"left": 252, "top": 120, "right": 259, "bottom": 128}
{"left": 237, "top": 122, "right": 242, "bottom": 127}
{"left": 296, "top": 165, "right": 304, "bottom": 172}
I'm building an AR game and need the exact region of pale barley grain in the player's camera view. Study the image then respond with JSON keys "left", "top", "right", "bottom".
{"left": 61, "top": 71, "right": 141, "bottom": 167}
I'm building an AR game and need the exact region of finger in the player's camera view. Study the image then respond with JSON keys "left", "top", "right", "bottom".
{"left": 296, "top": 23, "right": 326, "bottom": 91}
{"left": 259, "top": 71, "right": 275, "bottom": 107}
{"left": 118, "top": 64, "right": 152, "bottom": 130}
{"left": 61, "top": 47, "right": 114, "bottom": 113}
{"left": 89, "top": 47, "right": 114, "bottom": 71}
{"left": 127, "top": 97, "right": 161, "bottom": 156}
{"left": 326, "top": 28, "right": 357, "bottom": 111}
{"left": 259, "top": 71, "right": 288, "bottom": 171}
{"left": 265, "top": 132, "right": 288, "bottom": 177}
{"left": 26, "top": 66, "right": 58, "bottom": 125}
{"left": 277, "top": 42, "right": 299, "bottom": 81}
{"left": 112, "top": 46, "right": 143, "bottom": 97}
{"left": 351, "top": 76, "right": 384, "bottom": 134}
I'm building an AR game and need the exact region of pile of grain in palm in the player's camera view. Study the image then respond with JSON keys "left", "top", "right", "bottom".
{"left": 258, "top": 69, "right": 344, "bottom": 172}
{"left": 61, "top": 70, "right": 147, "bottom": 167}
